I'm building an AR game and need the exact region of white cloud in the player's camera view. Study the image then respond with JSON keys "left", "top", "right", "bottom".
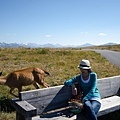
{"left": 99, "top": 33, "right": 107, "bottom": 36}
{"left": 45, "top": 34, "right": 52, "bottom": 38}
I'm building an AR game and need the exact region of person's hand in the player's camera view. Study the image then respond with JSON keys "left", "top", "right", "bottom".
{"left": 75, "top": 95, "right": 81, "bottom": 101}
{"left": 71, "top": 84, "right": 77, "bottom": 95}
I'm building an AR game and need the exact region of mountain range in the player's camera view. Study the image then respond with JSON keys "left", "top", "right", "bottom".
{"left": 0, "top": 42, "right": 117, "bottom": 48}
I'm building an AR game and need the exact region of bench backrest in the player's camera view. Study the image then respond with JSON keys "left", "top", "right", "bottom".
{"left": 19, "top": 75, "right": 120, "bottom": 115}
{"left": 20, "top": 85, "right": 72, "bottom": 114}
{"left": 98, "top": 76, "right": 120, "bottom": 98}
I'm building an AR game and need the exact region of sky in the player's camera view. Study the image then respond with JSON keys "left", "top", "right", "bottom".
{"left": 0, "top": 0, "right": 120, "bottom": 46}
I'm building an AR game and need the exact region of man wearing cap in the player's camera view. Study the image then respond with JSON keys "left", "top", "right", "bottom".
{"left": 64, "top": 59, "right": 101, "bottom": 120}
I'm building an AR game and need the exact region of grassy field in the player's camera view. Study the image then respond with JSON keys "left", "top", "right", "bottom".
{"left": 87, "top": 44, "right": 120, "bottom": 52}
{"left": 0, "top": 46, "right": 120, "bottom": 120}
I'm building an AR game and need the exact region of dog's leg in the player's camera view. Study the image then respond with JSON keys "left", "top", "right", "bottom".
{"left": 10, "top": 88, "right": 18, "bottom": 97}
{"left": 33, "top": 82, "right": 40, "bottom": 89}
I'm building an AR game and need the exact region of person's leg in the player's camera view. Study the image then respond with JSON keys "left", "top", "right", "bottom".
{"left": 91, "top": 100, "right": 101, "bottom": 114}
{"left": 83, "top": 100, "right": 101, "bottom": 120}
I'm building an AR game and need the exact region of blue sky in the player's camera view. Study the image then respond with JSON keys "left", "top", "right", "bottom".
{"left": 0, "top": 0, "right": 120, "bottom": 46}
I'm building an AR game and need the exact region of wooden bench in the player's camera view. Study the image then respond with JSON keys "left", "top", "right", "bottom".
{"left": 11, "top": 75, "right": 120, "bottom": 120}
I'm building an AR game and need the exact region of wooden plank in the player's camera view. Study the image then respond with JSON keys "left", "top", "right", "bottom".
{"left": 32, "top": 109, "right": 77, "bottom": 120}
{"left": 15, "top": 101, "right": 37, "bottom": 116}
{"left": 13, "top": 101, "right": 37, "bottom": 120}
{"left": 20, "top": 85, "right": 66, "bottom": 100}
{"left": 20, "top": 85, "right": 73, "bottom": 114}
{"left": 32, "top": 115, "right": 76, "bottom": 120}
{"left": 29, "top": 92, "right": 71, "bottom": 114}
{"left": 97, "top": 78, "right": 111, "bottom": 98}
{"left": 98, "top": 95, "right": 120, "bottom": 116}
{"left": 20, "top": 76, "right": 120, "bottom": 100}
{"left": 111, "top": 76, "right": 120, "bottom": 95}
{"left": 97, "top": 76, "right": 120, "bottom": 98}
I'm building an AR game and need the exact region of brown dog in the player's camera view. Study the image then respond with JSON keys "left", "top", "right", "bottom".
{"left": 0, "top": 67, "right": 50, "bottom": 97}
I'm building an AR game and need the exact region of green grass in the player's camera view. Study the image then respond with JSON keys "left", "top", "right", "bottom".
{"left": 0, "top": 47, "right": 120, "bottom": 120}
{"left": 0, "top": 112, "right": 15, "bottom": 120}
{"left": 87, "top": 44, "right": 120, "bottom": 52}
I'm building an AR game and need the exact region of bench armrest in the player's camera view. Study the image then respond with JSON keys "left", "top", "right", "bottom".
{"left": 12, "top": 100, "right": 37, "bottom": 120}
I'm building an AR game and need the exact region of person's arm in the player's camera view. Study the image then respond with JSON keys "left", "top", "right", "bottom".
{"left": 64, "top": 75, "right": 79, "bottom": 86}
{"left": 83, "top": 73, "right": 97, "bottom": 101}
{"left": 64, "top": 75, "right": 81, "bottom": 96}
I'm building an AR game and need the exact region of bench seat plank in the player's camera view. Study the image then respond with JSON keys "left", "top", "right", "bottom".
{"left": 32, "top": 116, "right": 76, "bottom": 120}
{"left": 98, "top": 95, "right": 120, "bottom": 117}
{"left": 32, "top": 110, "right": 76, "bottom": 120}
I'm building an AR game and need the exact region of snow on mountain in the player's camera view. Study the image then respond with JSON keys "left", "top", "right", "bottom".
{"left": 0, "top": 42, "right": 118, "bottom": 48}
